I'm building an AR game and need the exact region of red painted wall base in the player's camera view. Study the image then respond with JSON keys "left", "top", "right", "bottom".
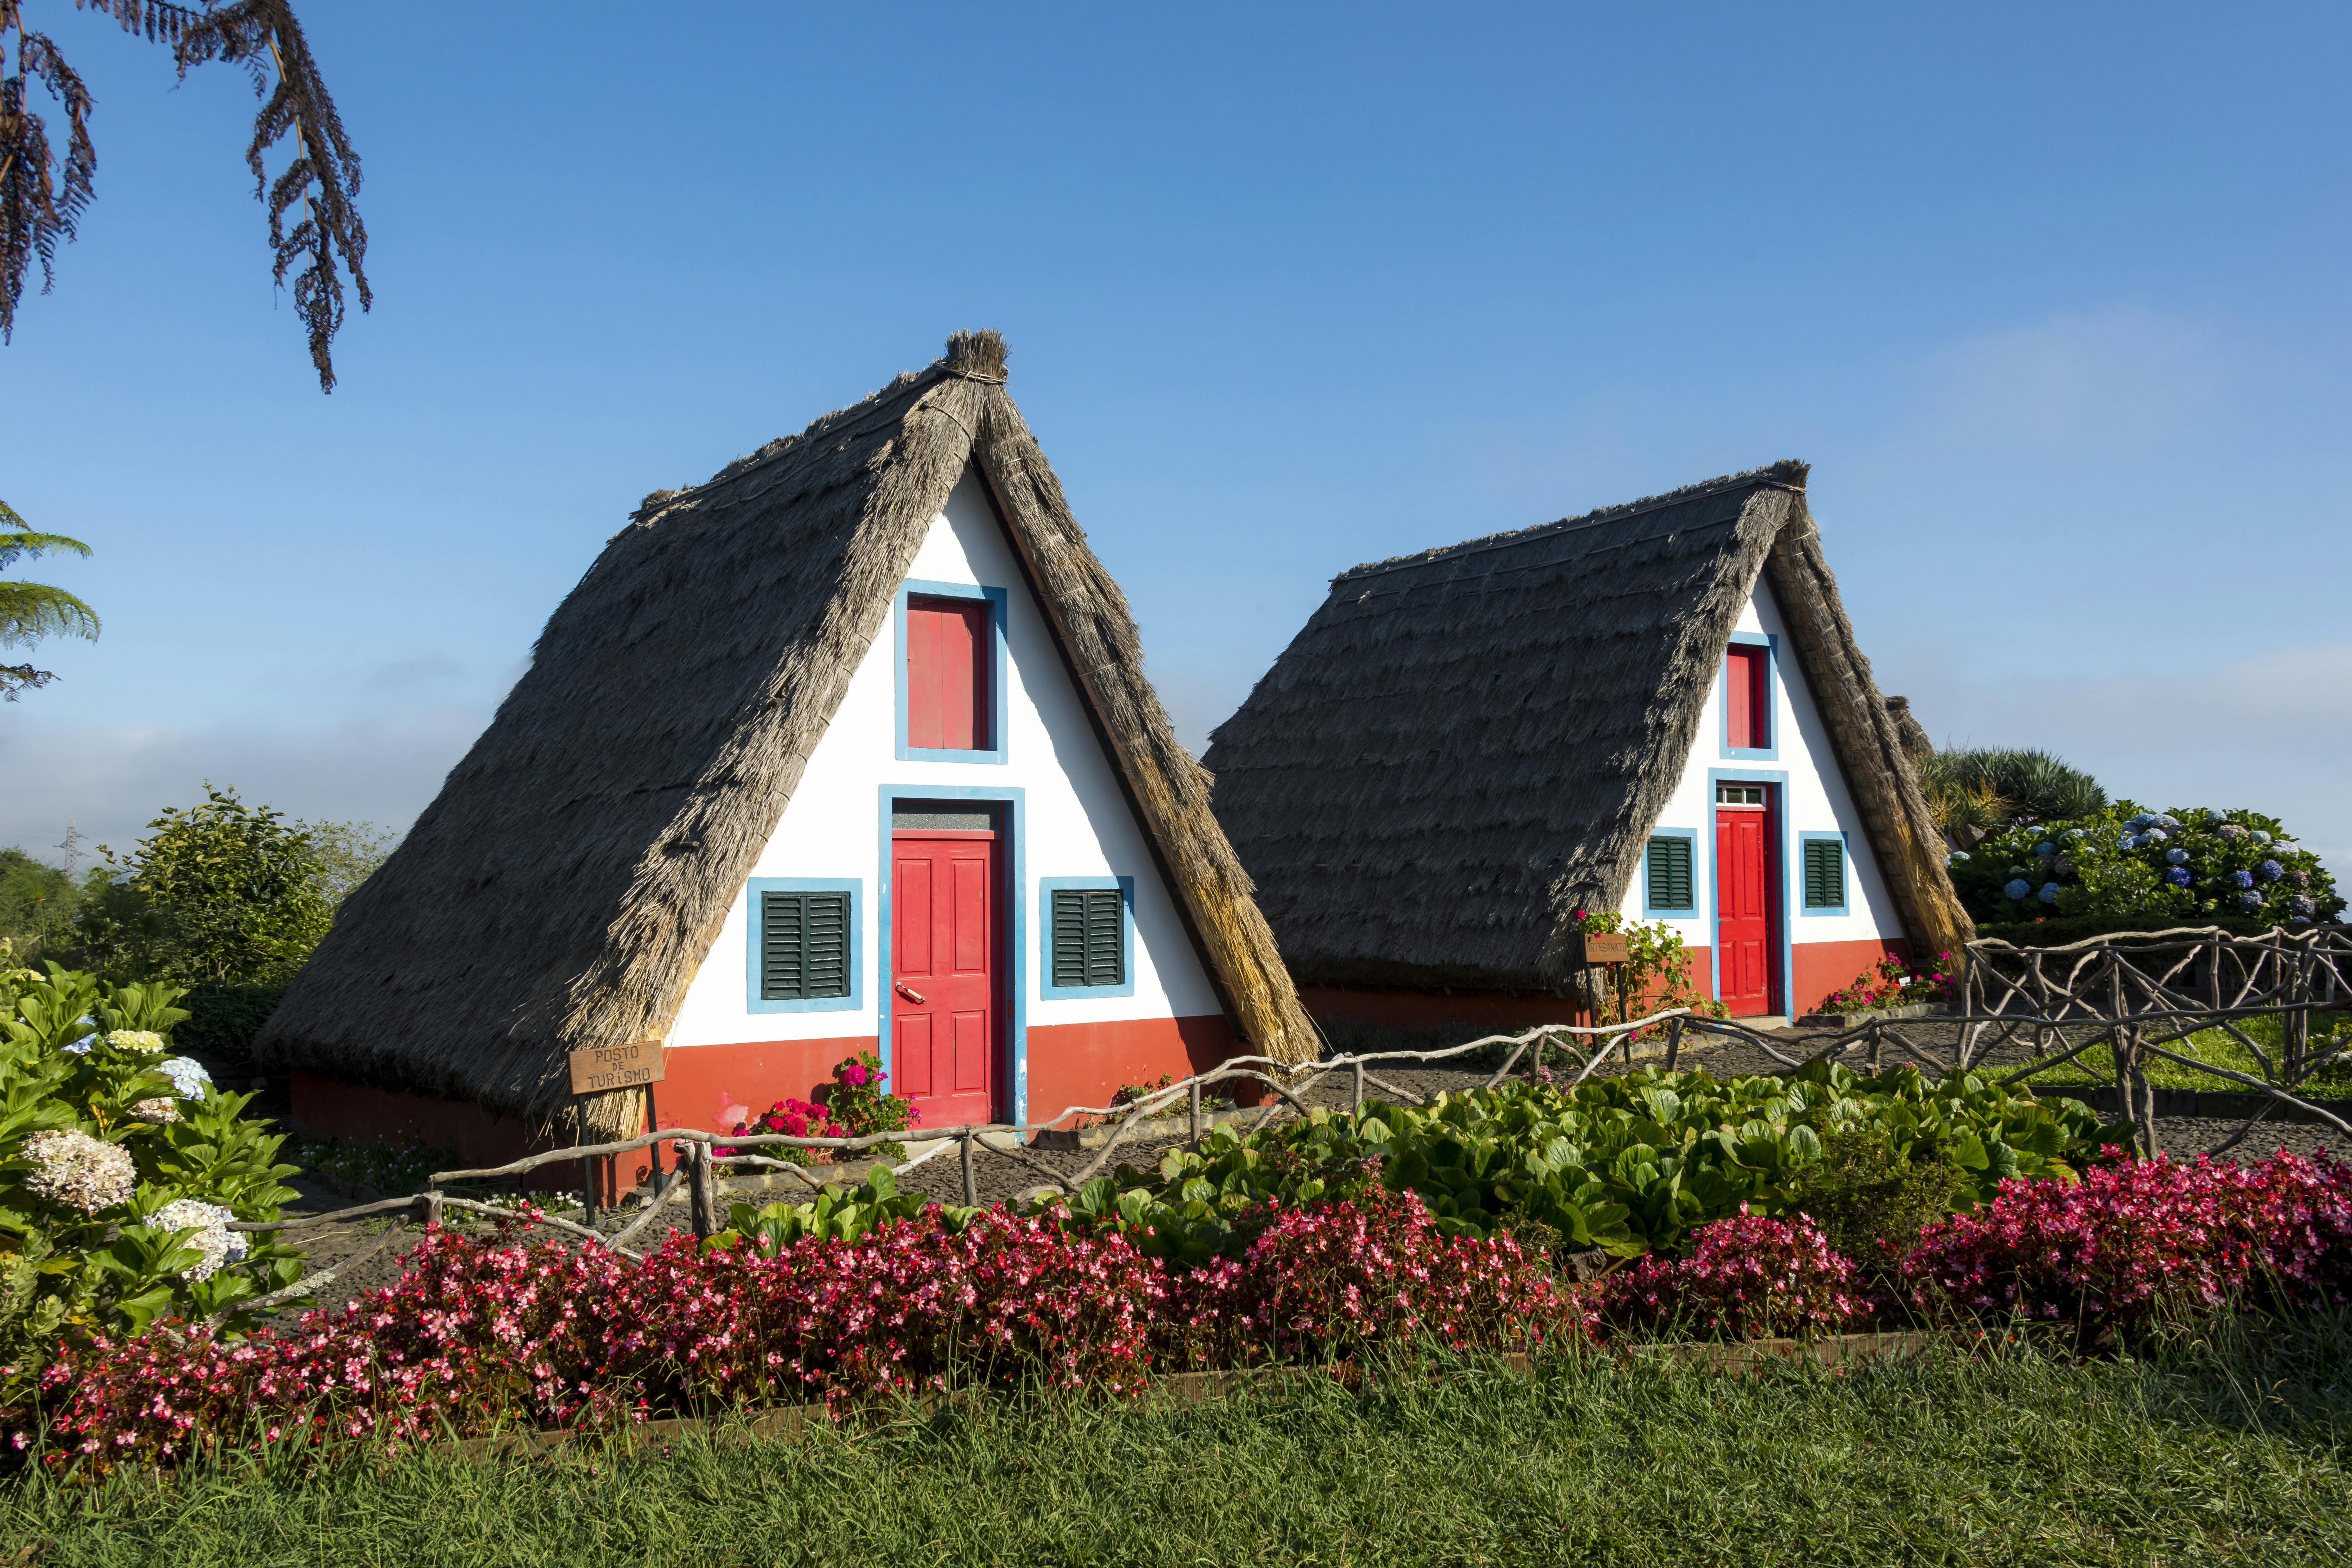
{"left": 289, "top": 1015, "right": 1244, "bottom": 1196}
{"left": 1792, "top": 937, "right": 1912, "bottom": 1017}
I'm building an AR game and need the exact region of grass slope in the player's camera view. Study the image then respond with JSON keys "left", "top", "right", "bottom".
{"left": 7, "top": 1334, "right": 2351, "bottom": 1567}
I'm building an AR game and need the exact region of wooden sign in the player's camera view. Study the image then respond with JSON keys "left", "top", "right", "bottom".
{"left": 567, "top": 1040, "right": 666, "bottom": 1097}
{"left": 1577, "top": 933, "right": 1630, "bottom": 966}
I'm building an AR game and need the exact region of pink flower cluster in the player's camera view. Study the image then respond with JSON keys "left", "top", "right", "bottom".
{"left": 1175, "top": 1186, "right": 1587, "bottom": 1364}
{"left": 1599, "top": 1208, "right": 1867, "bottom": 1340}
{"left": 1901, "top": 1148, "right": 2352, "bottom": 1339}
{"left": 26, "top": 1192, "right": 1564, "bottom": 1471}
{"left": 730, "top": 1098, "right": 844, "bottom": 1142}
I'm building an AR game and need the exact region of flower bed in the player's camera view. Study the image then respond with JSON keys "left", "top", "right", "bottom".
{"left": 19, "top": 1145, "right": 2352, "bottom": 1472}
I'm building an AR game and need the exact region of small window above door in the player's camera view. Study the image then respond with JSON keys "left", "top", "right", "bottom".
{"left": 895, "top": 580, "right": 1009, "bottom": 763}
{"left": 1717, "top": 782, "right": 1768, "bottom": 809}
{"left": 1723, "top": 641, "right": 1774, "bottom": 757}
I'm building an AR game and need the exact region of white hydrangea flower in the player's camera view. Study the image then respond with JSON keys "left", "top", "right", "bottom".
{"left": 61, "top": 1038, "right": 93, "bottom": 1056}
{"left": 104, "top": 1029, "right": 168, "bottom": 1053}
{"left": 20, "top": 1129, "right": 137, "bottom": 1214}
{"left": 158, "top": 1057, "right": 212, "bottom": 1097}
{"left": 130, "top": 1097, "right": 183, "bottom": 1125}
{"left": 150, "top": 1198, "right": 243, "bottom": 1280}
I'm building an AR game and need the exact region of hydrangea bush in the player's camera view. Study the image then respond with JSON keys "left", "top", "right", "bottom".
{"left": 1949, "top": 804, "right": 2342, "bottom": 928}
{"left": 0, "top": 961, "right": 301, "bottom": 1397}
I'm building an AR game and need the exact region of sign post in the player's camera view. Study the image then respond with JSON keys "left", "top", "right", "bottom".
{"left": 566, "top": 1041, "right": 667, "bottom": 1220}
{"left": 1574, "top": 932, "right": 1632, "bottom": 1029}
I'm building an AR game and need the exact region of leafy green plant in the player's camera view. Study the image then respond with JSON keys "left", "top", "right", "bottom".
{"left": 1566, "top": 908, "right": 1724, "bottom": 1033}
{"left": 1079, "top": 1061, "right": 2128, "bottom": 1267}
{"left": 816, "top": 1049, "right": 919, "bottom": 1161}
{"left": 707, "top": 1164, "right": 974, "bottom": 1255}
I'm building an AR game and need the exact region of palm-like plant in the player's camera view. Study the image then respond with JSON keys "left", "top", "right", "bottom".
{"left": 1917, "top": 747, "right": 2107, "bottom": 847}
{"left": 1, "top": 1, "right": 367, "bottom": 391}
{"left": 1, "top": 495, "right": 95, "bottom": 699}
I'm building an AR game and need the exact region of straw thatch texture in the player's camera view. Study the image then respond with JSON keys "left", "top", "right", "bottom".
{"left": 1202, "top": 462, "right": 1972, "bottom": 994}
{"left": 255, "top": 332, "right": 1315, "bottom": 1136}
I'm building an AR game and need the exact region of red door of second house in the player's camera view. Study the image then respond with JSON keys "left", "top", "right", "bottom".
{"left": 891, "top": 831, "right": 1000, "bottom": 1127}
{"left": 1715, "top": 783, "right": 1778, "bottom": 1016}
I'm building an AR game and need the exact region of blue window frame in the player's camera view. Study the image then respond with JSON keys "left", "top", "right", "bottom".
{"left": 894, "top": 578, "right": 1010, "bottom": 764}
{"left": 1038, "top": 876, "right": 1136, "bottom": 999}
{"left": 1800, "top": 832, "right": 1850, "bottom": 916}
{"left": 1720, "top": 630, "right": 1780, "bottom": 762}
{"left": 1641, "top": 830, "right": 1699, "bottom": 916}
{"left": 745, "top": 877, "right": 863, "bottom": 1013}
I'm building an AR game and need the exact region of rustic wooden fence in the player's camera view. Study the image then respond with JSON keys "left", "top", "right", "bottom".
{"left": 222, "top": 929, "right": 2350, "bottom": 1324}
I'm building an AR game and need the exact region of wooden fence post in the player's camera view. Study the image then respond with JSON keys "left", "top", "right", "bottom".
{"left": 1351, "top": 1059, "right": 1365, "bottom": 1112}
{"left": 575, "top": 1096, "right": 597, "bottom": 1227}
{"left": 961, "top": 1132, "right": 979, "bottom": 1207}
{"left": 1191, "top": 1077, "right": 1205, "bottom": 1141}
{"left": 688, "top": 1142, "right": 716, "bottom": 1239}
{"left": 1664, "top": 1016, "right": 1681, "bottom": 1073}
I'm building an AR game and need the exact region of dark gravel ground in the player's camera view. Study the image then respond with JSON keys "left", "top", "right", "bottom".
{"left": 262, "top": 1015, "right": 2350, "bottom": 1325}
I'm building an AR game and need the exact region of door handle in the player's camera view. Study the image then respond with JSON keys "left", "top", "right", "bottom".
{"left": 894, "top": 982, "right": 926, "bottom": 1004}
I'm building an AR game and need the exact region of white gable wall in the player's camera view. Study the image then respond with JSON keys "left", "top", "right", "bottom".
{"left": 1617, "top": 575, "right": 1910, "bottom": 1011}
{"left": 664, "top": 472, "right": 1225, "bottom": 1118}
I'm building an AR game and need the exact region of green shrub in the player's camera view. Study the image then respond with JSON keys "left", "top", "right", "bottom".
{"left": 1780, "top": 1123, "right": 1971, "bottom": 1269}
{"left": 1949, "top": 804, "right": 2342, "bottom": 928}
{"left": 172, "top": 982, "right": 290, "bottom": 1059}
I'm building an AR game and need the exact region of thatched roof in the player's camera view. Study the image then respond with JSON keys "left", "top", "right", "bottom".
{"left": 1201, "top": 461, "right": 1973, "bottom": 994}
{"left": 256, "top": 331, "right": 1317, "bottom": 1134}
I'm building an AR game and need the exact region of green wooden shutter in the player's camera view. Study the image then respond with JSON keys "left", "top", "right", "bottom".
{"left": 1646, "top": 836, "right": 1694, "bottom": 911}
{"left": 762, "top": 891, "right": 851, "bottom": 999}
{"left": 1051, "top": 888, "right": 1125, "bottom": 987}
{"left": 1803, "top": 839, "right": 1845, "bottom": 909}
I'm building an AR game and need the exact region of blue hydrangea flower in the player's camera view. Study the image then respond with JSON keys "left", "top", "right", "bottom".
{"left": 62, "top": 1038, "right": 93, "bottom": 1056}
{"left": 2260, "top": 859, "right": 2284, "bottom": 881}
{"left": 159, "top": 1057, "right": 212, "bottom": 1098}
{"left": 1950, "top": 850, "right": 1971, "bottom": 862}
{"left": 2119, "top": 834, "right": 2139, "bottom": 849}
{"left": 2218, "top": 823, "right": 2248, "bottom": 840}
{"left": 2004, "top": 879, "right": 2032, "bottom": 901}
{"left": 2143, "top": 828, "right": 2168, "bottom": 844}
{"left": 2291, "top": 894, "right": 2318, "bottom": 917}
{"left": 2167, "top": 848, "right": 2189, "bottom": 865}
{"left": 2233, "top": 869, "right": 2256, "bottom": 889}
{"left": 2252, "top": 831, "right": 2273, "bottom": 846}
{"left": 2034, "top": 842, "right": 2056, "bottom": 857}
{"left": 2238, "top": 890, "right": 2266, "bottom": 912}
{"left": 2039, "top": 882, "right": 2061, "bottom": 903}
{"left": 2167, "top": 867, "right": 2193, "bottom": 886}
{"left": 2153, "top": 814, "right": 2181, "bottom": 830}
{"left": 2126, "top": 813, "right": 2153, "bottom": 829}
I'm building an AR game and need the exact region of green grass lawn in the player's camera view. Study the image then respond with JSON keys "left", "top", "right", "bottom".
{"left": 2021, "top": 1014, "right": 2352, "bottom": 1100}
{"left": 8, "top": 1331, "right": 2350, "bottom": 1567}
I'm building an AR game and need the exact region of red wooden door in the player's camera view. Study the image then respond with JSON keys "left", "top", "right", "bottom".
{"left": 890, "top": 831, "right": 1000, "bottom": 1127}
{"left": 1715, "top": 789, "right": 1778, "bottom": 1016}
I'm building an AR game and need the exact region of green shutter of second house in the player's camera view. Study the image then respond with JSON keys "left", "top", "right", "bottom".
{"left": 1051, "top": 888, "right": 1124, "bottom": 988}
{"left": 1646, "top": 836, "right": 1694, "bottom": 911}
{"left": 1803, "top": 839, "right": 1846, "bottom": 909}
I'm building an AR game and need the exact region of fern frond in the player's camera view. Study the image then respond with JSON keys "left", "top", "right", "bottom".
{"left": 0, "top": 580, "right": 99, "bottom": 646}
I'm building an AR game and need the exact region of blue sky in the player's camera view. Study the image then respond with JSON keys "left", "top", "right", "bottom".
{"left": 2, "top": 1, "right": 2347, "bottom": 872}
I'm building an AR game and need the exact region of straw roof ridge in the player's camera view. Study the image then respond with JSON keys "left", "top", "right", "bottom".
{"left": 256, "top": 330, "right": 1314, "bottom": 1135}
{"left": 1202, "top": 460, "right": 1970, "bottom": 994}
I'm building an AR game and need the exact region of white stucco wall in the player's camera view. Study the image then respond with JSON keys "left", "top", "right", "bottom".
{"left": 1618, "top": 576, "right": 1905, "bottom": 958}
{"left": 665, "top": 471, "right": 1225, "bottom": 1053}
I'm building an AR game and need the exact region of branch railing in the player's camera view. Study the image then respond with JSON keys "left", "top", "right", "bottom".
{"left": 224, "top": 930, "right": 2351, "bottom": 1322}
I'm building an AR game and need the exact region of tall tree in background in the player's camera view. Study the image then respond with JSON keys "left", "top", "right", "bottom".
{"left": 0, "top": 496, "right": 95, "bottom": 698}
{"left": 0, "top": 0, "right": 369, "bottom": 391}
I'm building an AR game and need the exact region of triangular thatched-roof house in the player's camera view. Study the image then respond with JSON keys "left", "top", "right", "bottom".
{"left": 1201, "top": 461, "right": 1970, "bottom": 1033}
{"left": 258, "top": 332, "right": 1314, "bottom": 1174}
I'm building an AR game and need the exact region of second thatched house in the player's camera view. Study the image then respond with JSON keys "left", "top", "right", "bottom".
{"left": 1201, "top": 461, "right": 1971, "bottom": 1034}
{"left": 256, "top": 332, "right": 1315, "bottom": 1185}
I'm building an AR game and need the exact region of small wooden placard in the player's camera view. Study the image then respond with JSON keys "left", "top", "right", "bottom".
{"left": 567, "top": 1040, "right": 666, "bottom": 1097}
{"left": 1578, "top": 933, "right": 1630, "bottom": 966}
